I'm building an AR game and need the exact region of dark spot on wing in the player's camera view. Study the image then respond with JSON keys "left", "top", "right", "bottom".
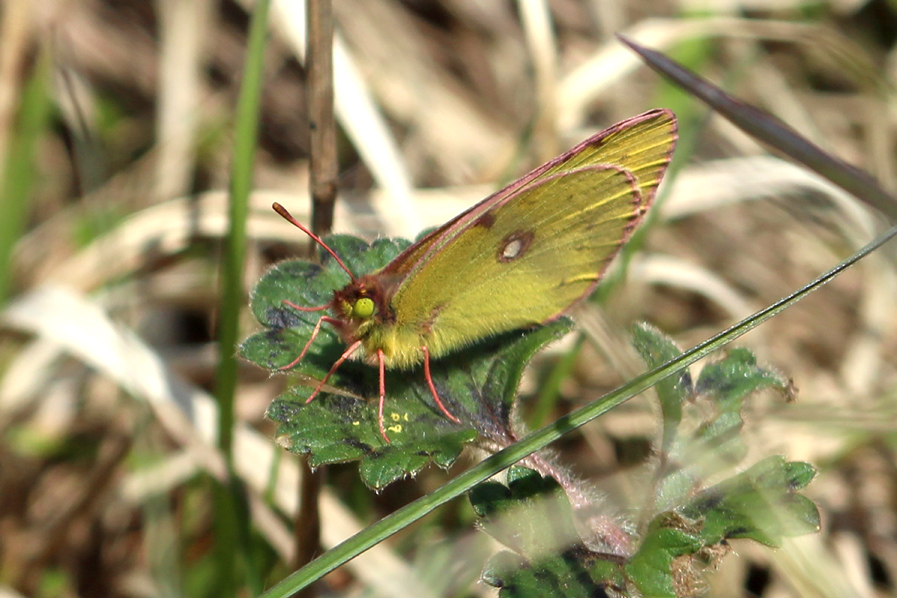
{"left": 497, "top": 230, "right": 535, "bottom": 263}
{"left": 474, "top": 211, "right": 497, "bottom": 229}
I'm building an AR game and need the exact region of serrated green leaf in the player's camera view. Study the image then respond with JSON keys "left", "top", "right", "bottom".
{"left": 483, "top": 548, "right": 607, "bottom": 598}
{"left": 652, "top": 345, "right": 794, "bottom": 510}
{"left": 632, "top": 322, "right": 691, "bottom": 451}
{"left": 469, "top": 459, "right": 819, "bottom": 598}
{"left": 264, "top": 321, "right": 569, "bottom": 489}
{"left": 782, "top": 460, "right": 816, "bottom": 490}
{"left": 695, "top": 348, "right": 788, "bottom": 404}
{"left": 470, "top": 468, "right": 712, "bottom": 598}
{"left": 334, "top": 236, "right": 411, "bottom": 276}
{"left": 471, "top": 467, "right": 580, "bottom": 556}
{"left": 677, "top": 456, "right": 820, "bottom": 547}
{"left": 472, "top": 469, "right": 614, "bottom": 598}
{"left": 625, "top": 524, "right": 704, "bottom": 598}
{"left": 466, "top": 330, "right": 822, "bottom": 596}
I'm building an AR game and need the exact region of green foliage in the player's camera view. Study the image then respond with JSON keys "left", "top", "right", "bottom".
{"left": 473, "top": 460, "right": 817, "bottom": 598}
{"left": 467, "top": 325, "right": 819, "bottom": 598}
{"left": 631, "top": 322, "right": 690, "bottom": 452}
{"left": 242, "top": 233, "right": 573, "bottom": 489}
{"left": 244, "top": 237, "right": 820, "bottom": 594}
{"left": 634, "top": 323, "right": 797, "bottom": 510}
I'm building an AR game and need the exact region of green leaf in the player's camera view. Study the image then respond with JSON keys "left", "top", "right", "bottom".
{"left": 694, "top": 348, "right": 789, "bottom": 404}
{"left": 470, "top": 462, "right": 818, "bottom": 598}
{"left": 470, "top": 467, "right": 580, "bottom": 556}
{"left": 631, "top": 323, "right": 691, "bottom": 451}
{"left": 482, "top": 548, "right": 606, "bottom": 598}
{"left": 647, "top": 344, "right": 793, "bottom": 511}
{"left": 470, "top": 468, "right": 714, "bottom": 598}
{"left": 472, "top": 468, "right": 613, "bottom": 598}
{"left": 468, "top": 331, "right": 820, "bottom": 597}
{"left": 624, "top": 518, "right": 704, "bottom": 598}
{"left": 264, "top": 322, "right": 568, "bottom": 489}
{"left": 677, "top": 456, "right": 820, "bottom": 547}
{"left": 242, "top": 234, "right": 573, "bottom": 489}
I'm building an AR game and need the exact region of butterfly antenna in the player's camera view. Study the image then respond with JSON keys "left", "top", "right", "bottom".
{"left": 272, "top": 202, "right": 357, "bottom": 280}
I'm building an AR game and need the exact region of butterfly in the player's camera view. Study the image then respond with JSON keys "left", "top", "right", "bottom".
{"left": 274, "top": 109, "right": 677, "bottom": 443}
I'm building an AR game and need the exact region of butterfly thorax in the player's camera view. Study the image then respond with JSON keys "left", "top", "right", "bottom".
{"left": 330, "top": 274, "right": 430, "bottom": 369}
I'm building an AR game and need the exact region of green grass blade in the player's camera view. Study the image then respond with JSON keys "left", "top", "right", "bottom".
{"left": 0, "top": 51, "right": 52, "bottom": 303}
{"left": 618, "top": 34, "right": 897, "bottom": 223}
{"left": 212, "top": 0, "right": 271, "bottom": 595}
{"left": 216, "top": 0, "right": 269, "bottom": 461}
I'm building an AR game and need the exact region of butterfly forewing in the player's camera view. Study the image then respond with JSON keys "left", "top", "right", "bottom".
{"left": 384, "top": 110, "right": 675, "bottom": 282}
{"left": 387, "top": 109, "right": 677, "bottom": 359}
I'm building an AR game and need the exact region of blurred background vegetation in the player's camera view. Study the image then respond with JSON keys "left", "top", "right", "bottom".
{"left": 1, "top": 1, "right": 896, "bottom": 597}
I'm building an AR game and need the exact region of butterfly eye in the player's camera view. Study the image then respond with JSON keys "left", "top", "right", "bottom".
{"left": 353, "top": 297, "right": 375, "bottom": 319}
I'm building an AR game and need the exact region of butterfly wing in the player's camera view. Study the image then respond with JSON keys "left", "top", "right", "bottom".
{"left": 385, "top": 109, "right": 677, "bottom": 360}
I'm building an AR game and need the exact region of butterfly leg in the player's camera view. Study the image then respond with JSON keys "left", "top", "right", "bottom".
{"left": 304, "top": 339, "right": 363, "bottom": 404}
{"left": 422, "top": 346, "right": 461, "bottom": 424}
{"left": 278, "top": 313, "right": 341, "bottom": 371}
{"left": 377, "top": 349, "right": 390, "bottom": 444}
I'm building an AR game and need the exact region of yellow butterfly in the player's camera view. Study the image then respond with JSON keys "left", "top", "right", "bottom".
{"left": 276, "top": 109, "right": 677, "bottom": 442}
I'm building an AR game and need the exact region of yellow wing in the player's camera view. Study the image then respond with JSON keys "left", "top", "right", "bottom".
{"left": 379, "top": 109, "right": 677, "bottom": 365}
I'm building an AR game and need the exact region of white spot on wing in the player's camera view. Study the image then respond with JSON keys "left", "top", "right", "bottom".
{"left": 502, "top": 239, "right": 524, "bottom": 260}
